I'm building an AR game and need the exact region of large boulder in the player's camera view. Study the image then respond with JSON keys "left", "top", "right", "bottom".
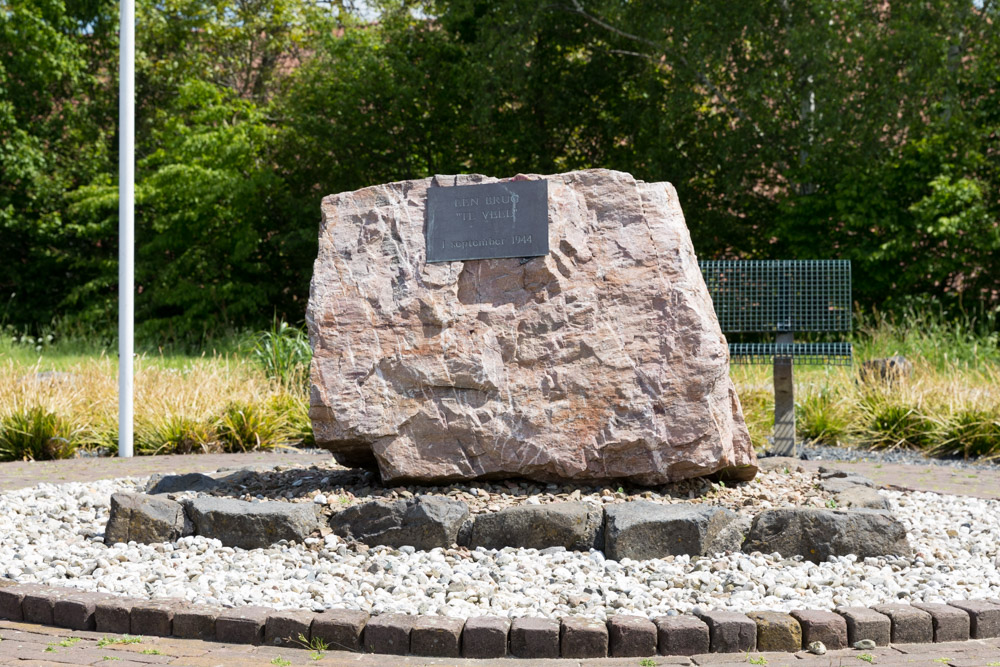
{"left": 467, "top": 501, "right": 603, "bottom": 551}
{"left": 328, "top": 495, "right": 468, "bottom": 550}
{"left": 307, "top": 169, "right": 755, "bottom": 485}
{"left": 185, "top": 498, "right": 320, "bottom": 550}
{"left": 743, "top": 509, "right": 911, "bottom": 563}
{"left": 603, "top": 501, "right": 740, "bottom": 560}
{"left": 105, "top": 492, "right": 192, "bottom": 544}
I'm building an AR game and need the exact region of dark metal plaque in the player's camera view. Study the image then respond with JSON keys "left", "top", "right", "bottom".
{"left": 425, "top": 180, "right": 548, "bottom": 262}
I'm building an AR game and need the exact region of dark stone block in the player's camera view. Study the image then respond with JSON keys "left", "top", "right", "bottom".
{"left": 948, "top": 600, "right": 1000, "bottom": 639}
{"left": 654, "top": 615, "right": 710, "bottom": 656}
{"left": 146, "top": 472, "right": 220, "bottom": 494}
{"left": 607, "top": 614, "right": 656, "bottom": 657}
{"left": 95, "top": 598, "right": 139, "bottom": 634}
{"left": 172, "top": 604, "right": 220, "bottom": 640}
{"left": 22, "top": 589, "right": 58, "bottom": 625}
{"left": 912, "top": 603, "right": 970, "bottom": 642}
{"left": 53, "top": 592, "right": 111, "bottom": 631}
{"left": 745, "top": 611, "right": 801, "bottom": 652}
{"left": 216, "top": 605, "right": 271, "bottom": 645}
{"left": 560, "top": 616, "right": 608, "bottom": 658}
{"left": 461, "top": 616, "right": 509, "bottom": 659}
{"left": 105, "top": 492, "right": 192, "bottom": 544}
{"left": 468, "top": 502, "right": 602, "bottom": 552}
{"left": 836, "top": 606, "right": 891, "bottom": 646}
{"left": 130, "top": 600, "right": 176, "bottom": 637}
{"left": 0, "top": 584, "right": 39, "bottom": 621}
{"left": 744, "top": 509, "right": 910, "bottom": 563}
{"left": 311, "top": 609, "right": 369, "bottom": 653}
{"left": 510, "top": 617, "right": 559, "bottom": 659}
{"left": 696, "top": 610, "right": 756, "bottom": 653}
{"left": 604, "top": 502, "right": 739, "bottom": 560}
{"left": 872, "top": 604, "right": 933, "bottom": 644}
{"left": 410, "top": 616, "right": 464, "bottom": 657}
{"left": 185, "top": 497, "right": 320, "bottom": 550}
{"left": 363, "top": 613, "right": 414, "bottom": 654}
{"left": 329, "top": 496, "right": 468, "bottom": 551}
{"left": 790, "top": 609, "right": 847, "bottom": 650}
{"left": 264, "top": 609, "right": 316, "bottom": 647}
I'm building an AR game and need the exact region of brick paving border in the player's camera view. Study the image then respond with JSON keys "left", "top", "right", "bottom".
{"left": 6, "top": 582, "right": 1000, "bottom": 660}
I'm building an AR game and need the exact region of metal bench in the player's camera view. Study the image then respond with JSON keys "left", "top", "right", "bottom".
{"left": 699, "top": 260, "right": 853, "bottom": 456}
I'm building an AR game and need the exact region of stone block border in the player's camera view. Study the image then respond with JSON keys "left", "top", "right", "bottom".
{"left": 2, "top": 581, "right": 1000, "bottom": 659}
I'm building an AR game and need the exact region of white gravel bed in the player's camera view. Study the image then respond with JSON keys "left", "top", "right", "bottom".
{"left": 2, "top": 476, "right": 999, "bottom": 620}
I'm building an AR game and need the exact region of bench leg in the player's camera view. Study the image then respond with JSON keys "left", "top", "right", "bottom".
{"left": 772, "top": 333, "right": 796, "bottom": 456}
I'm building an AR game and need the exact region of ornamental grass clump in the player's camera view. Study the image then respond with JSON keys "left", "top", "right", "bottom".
{"left": 0, "top": 406, "right": 81, "bottom": 461}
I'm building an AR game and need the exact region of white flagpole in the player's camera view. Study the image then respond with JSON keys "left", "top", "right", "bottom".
{"left": 118, "top": 0, "right": 134, "bottom": 458}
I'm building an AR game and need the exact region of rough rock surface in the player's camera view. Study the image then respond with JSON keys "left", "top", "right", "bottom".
{"left": 603, "top": 501, "right": 739, "bottom": 560}
{"left": 743, "top": 509, "right": 912, "bottom": 563}
{"left": 104, "top": 492, "right": 191, "bottom": 544}
{"left": 467, "top": 501, "right": 603, "bottom": 551}
{"left": 328, "top": 495, "right": 468, "bottom": 550}
{"left": 146, "top": 472, "right": 220, "bottom": 495}
{"left": 307, "top": 169, "right": 755, "bottom": 484}
{"left": 184, "top": 497, "right": 320, "bottom": 550}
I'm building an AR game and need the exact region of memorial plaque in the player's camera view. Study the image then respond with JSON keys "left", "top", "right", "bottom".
{"left": 425, "top": 180, "right": 548, "bottom": 262}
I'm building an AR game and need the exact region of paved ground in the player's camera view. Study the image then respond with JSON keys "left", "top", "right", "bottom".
{"left": 4, "top": 620, "right": 1000, "bottom": 666}
{"left": 2, "top": 450, "right": 998, "bottom": 500}
{"left": 0, "top": 450, "right": 330, "bottom": 493}
{"left": 2, "top": 451, "right": 1000, "bottom": 665}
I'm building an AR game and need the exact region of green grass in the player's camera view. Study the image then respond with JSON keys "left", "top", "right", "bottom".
{"left": 96, "top": 635, "right": 143, "bottom": 648}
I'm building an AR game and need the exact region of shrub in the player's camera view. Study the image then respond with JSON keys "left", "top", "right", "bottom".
{"left": 931, "top": 408, "right": 1000, "bottom": 460}
{"left": 251, "top": 320, "right": 311, "bottom": 388}
{"left": 136, "top": 414, "right": 215, "bottom": 455}
{"left": 216, "top": 402, "right": 287, "bottom": 452}
{"left": 797, "top": 387, "right": 850, "bottom": 446}
{"left": 857, "top": 394, "right": 932, "bottom": 450}
{"left": 0, "top": 407, "right": 80, "bottom": 461}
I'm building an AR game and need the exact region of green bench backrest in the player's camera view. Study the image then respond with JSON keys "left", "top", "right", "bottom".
{"left": 699, "top": 260, "right": 851, "bottom": 333}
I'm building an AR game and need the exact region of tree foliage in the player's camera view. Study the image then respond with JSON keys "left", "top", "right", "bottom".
{"left": 1, "top": 0, "right": 997, "bottom": 340}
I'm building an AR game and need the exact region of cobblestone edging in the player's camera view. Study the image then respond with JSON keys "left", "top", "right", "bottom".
{"left": 3, "top": 580, "right": 1000, "bottom": 659}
